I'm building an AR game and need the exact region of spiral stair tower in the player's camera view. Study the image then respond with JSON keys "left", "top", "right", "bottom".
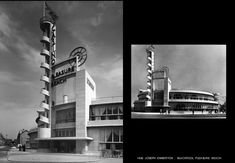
{"left": 36, "top": 12, "right": 56, "bottom": 138}
{"left": 145, "top": 46, "right": 155, "bottom": 107}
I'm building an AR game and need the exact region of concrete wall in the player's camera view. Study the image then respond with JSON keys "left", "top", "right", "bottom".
{"left": 85, "top": 71, "right": 96, "bottom": 125}
{"left": 75, "top": 69, "right": 87, "bottom": 138}
{"left": 87, "top": 128, "right": 100, "bottom": 152}
{"left": 75, "top": 69, "right": 96, "bottom": 138}
{"left": 38, "top": 128, "right": 50, "bottom": 138}
{"left": 76, "top": 140, "right": 88, "bottom": 154}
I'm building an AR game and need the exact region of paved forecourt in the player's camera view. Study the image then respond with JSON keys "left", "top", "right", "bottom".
{"left": 5, "top": 149, "right": 123, "bottom": 163}
{"left": 131, "top": 112, "right": 226, "bottom": 119}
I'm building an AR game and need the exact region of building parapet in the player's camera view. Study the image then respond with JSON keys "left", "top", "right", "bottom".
{"left": 169, "top": 99, "right": 219, "bottom": 104}
{"left": 91, "top": 96, "right": 123, "bottom": 105}
{"left": 170, "top": 90, "right": 214, "bottom": 96}
{"left": 87, "top": 119, "right": 123, "bottom": 127}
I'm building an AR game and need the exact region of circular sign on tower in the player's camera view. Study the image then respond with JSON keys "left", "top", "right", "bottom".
{"left": 69, "top": 47, "right": 87, "bottom": 67}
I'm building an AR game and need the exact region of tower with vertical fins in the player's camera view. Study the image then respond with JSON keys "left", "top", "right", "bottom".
{"left": 36, "top": 2, "right": 56, "bottom": 138}
{"left": 145, "top": 45, "right": 155, "bottom": 107}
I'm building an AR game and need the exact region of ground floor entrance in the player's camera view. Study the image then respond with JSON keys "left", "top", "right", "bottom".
{"left": 38, "top": 139, "right": 90, "bottom": 154}
{"left": 52, "top": 140, "right": 75, "bottom": 153}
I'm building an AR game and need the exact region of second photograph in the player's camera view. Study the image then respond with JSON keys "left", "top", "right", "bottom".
{"left": 131, "top": 45, "right": 226, "bottom": 119}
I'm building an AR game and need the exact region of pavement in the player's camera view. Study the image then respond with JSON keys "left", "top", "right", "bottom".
{"left": 0, "top": 147, "right": 123, "bottom": 163}
{"left": 131, "top": 112, "right": 226, "bottom": 119}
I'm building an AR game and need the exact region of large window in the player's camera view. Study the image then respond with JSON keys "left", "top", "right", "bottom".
{"left": 56, "top": 108, "right": 75, "bottom": 124}
{"left": 90, "top": 104, "right": 123, "bottom": 121}
{"left": 99, "top": 128, "right": 123, "bottom": 151}
{"left": 99, "top": 128, "right": 123, "bottom": 143}
{"left": 54, "top": 128, "right": 75, "bottom": 137}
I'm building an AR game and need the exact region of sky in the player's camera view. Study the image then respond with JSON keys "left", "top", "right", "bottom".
{"left": 0, "top": 1, "right": 122, "bottom": 139}
{"left": 131, "top": 45, "right": 226, "bottom": 106}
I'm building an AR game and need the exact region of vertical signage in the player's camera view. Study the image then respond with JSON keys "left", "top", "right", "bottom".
{"left": 51, "top": 24, "right": 56, "bottom": 65}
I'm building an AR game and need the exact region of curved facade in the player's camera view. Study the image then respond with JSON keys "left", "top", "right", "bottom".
{"left": 134, "top": 89, "right": 219, "bottom": 113}
{"left": 133, "top": 66, "right": 220, "bottom": 114}
{"left": 169, "top": 90, "right": 219, "bottom": 113}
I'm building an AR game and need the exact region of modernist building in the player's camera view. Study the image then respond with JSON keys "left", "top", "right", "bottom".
{"left": 35, "top": 96, "right": 123, "bottom": 155}
{"left": 35, "top": 3, "right": 123, "bottom": 155}
{"left": 28, "top": 127, "right": 38, "bottom": 149}
{"left": 134, "top": 88, "right": 220, "bottom": 114}
{"left": 133, "top": 45, "right": 221, "bottom": 114}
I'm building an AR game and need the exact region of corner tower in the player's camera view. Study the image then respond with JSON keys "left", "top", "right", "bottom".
{"left": 145, "top": 45, "right": 155, "bottom": 107}
{"left": 36, "top": 2, "right": 57, "bottom": 139}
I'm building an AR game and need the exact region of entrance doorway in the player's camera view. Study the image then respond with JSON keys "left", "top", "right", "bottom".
{"left": 53, "top": 140, "right": 75, "bottom": 153}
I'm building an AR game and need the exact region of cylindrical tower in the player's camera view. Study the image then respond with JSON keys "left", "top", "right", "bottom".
{"left": 36, "top": 2, "right": 57, "bottom": 138}
{"left": 145, "top": 45, "right": 155, "bottom": 107}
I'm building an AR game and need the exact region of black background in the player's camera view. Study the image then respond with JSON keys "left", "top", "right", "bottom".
{"left": 123, "top": 1, "right": 232, "bottom": 162}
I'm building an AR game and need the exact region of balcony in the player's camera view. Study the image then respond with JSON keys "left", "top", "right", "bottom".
{"left": 147, "top": 69, "right": 152, "bottom": 74}
{"left": 40, "top": 101, "right": 49, "bottom": 110}
{"left": 40, "top": 16, "right": 54, "bottom": 31}
{"left": 37, "top": 109, "right": 44, "bottom": 114}
{"left": 40, "top": 36, "right": 50, "bottom": 44}
{"left": 40, "top": 49, "right": 50, "bottom": 57}
{"left": 40, "top": 62, "right": 50, "bottom": 69}
{"left": 41, "top": 88, "right": 50, "bottom": 97}
{"left": 39, "top": 115, "right": 49, "bottom": 124}
{"left": 40, "top": 75, "right": 50, "bottom": 83}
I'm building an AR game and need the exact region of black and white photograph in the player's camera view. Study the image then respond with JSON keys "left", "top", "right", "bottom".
{"left": 0, "top": 0, "right": 232, "bottom": 162}
{"left": 0, "top": 1, "right": 123, "bottom": 162}
{"left": 131, "top": 45, "right": 226, "bottom": 119}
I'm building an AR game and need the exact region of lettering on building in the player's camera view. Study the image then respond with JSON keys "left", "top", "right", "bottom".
{"left": 87, "top": 78, "right": 94, "bottom": 91}
{"left": 51, "top": 78, "right": 67, "bottom": 87}
{"left": 52, "top": 66, "right": 74, "bottom": 79}
{"left": 51, "top": 24, "right": 56, "bottom": 65}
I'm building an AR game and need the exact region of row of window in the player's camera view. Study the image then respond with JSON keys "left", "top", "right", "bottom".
{"left": 100, "top": 143, "right": 123, "bottom": 150}
{"left": 171, "top": 103, "right": 218, "bottom": 110}
{"left": 90, "top": 115, "right": 123, "bottom": 121}
{"left": 54, "top": 128, "right": 75, "bottom": 137}
{"left": 55, "top": 105, "right": 123, "bottom": 124}
{"left": 169, "top": 94, "right": 214, "bottom": 101}
{"left": 99, "top": 128, "right": 123, "bottom": 143}
{"left": 90, "top": 105, "right": 123, "bottom": 121}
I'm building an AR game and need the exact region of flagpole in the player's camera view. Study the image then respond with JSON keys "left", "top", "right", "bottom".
{"left": 43, "top": 1, "right": 45, "bottom": 17}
